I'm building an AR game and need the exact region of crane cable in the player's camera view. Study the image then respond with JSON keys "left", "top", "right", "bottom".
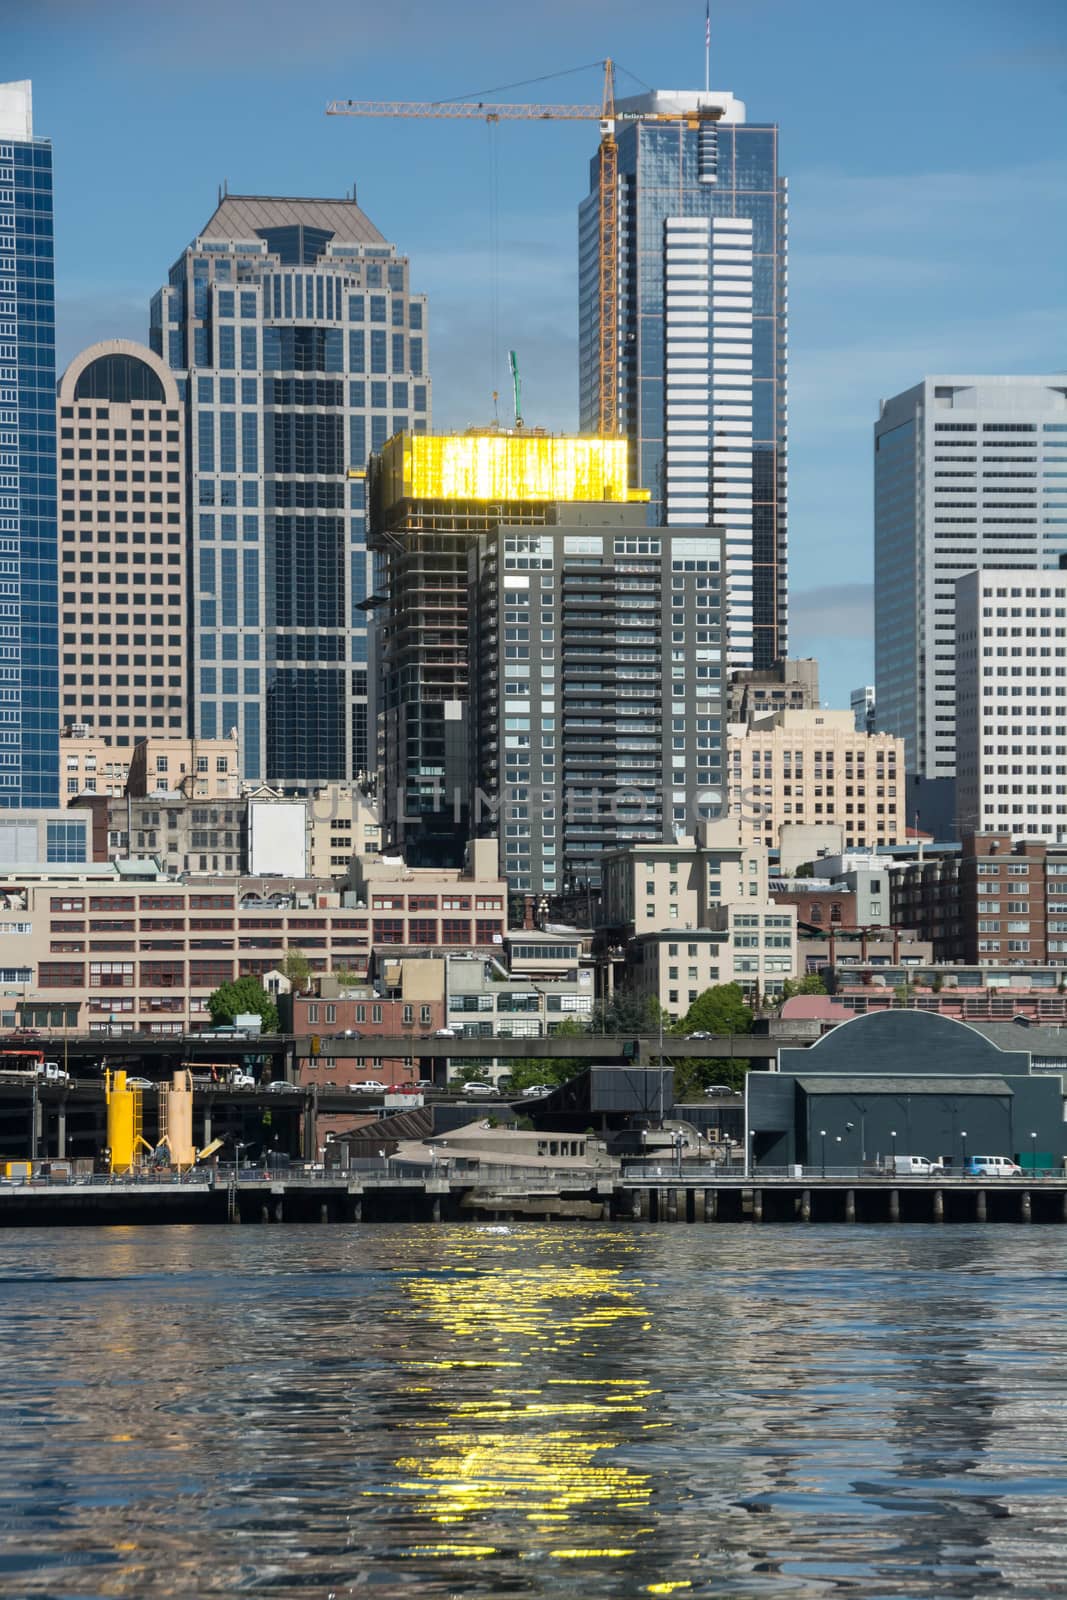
{"left": 488, "top": 119, "right": 501, "bottom": 420}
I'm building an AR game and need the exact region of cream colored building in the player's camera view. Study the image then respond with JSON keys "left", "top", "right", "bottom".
{"left": 601, "top": 820, "right": 798, "bottom": 1013}
{"left": 60, "top": 729, "right": 132, "bottom": 798}
{"left": 57, "top": 341, "right": 187, "bottom": 746}
{"left": 306, "top": 784, "right": 382, "bottom": 877}
{"left": 59, "top": 731, "right": 241, "bottom": 803}
{"left": 728, "top": 709, "right": 906, "bottom": 852}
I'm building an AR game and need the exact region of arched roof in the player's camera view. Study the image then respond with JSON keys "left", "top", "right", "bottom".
{"left": 780, "top": 1007, "right": 1032, "bottom": 1078}
{"left": 58, "top": 339, "right": 180, "bottom": 409}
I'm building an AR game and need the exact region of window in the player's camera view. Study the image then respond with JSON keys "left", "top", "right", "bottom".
{"left": 46, "top": 821, "right": 85, "bottom": 864}
{"left": 39, "top": 961, "right": 85, "bottom": 987}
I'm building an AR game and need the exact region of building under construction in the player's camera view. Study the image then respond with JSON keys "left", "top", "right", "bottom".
{"left": 368, "top": 429, "right": 646, "bottom": 867}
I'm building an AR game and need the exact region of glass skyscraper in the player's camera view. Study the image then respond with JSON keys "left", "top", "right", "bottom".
{"left": 579, "top": 89, "right": 788, "bottom": 670}
{"left": 0, "top": 81, "right": 58, "bottom": 806}
{"left": 151, "top": 192, "right": 429, "bottom": 785}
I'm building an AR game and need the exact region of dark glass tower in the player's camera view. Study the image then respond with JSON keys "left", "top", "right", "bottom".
{"left": 579, "top": 88, "right": 788, "bottom": 671}
{"left": 0, "top": 81, "right": 58, "bottom": 805}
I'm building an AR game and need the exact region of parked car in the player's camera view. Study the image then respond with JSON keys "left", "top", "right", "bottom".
{"left": 521, "top": 1083, "right": 552, "bottom": 1098}
{"left": 414, "top": 1079, "right": 435, "bottom": 1091}
{"left": 125, "top": 1077, "right": 153, "bottom": 1090}
{"left": 462, "top": 1080, "right": 499, "bottom": 1097}
{"left": 704, "top": 1084, "right": 733, "bottom": 1097}
{"left": 434, "top": 1027, "right": 458, "bottom": 1039}
{"left": 385, "top": 1082, "right": 418, "bottom": 1094}
{"left": 964, "top": 1155, "right": 1022, "bottom": 1178}
{"left": 348, "top": 1079, "right": 385, "bottom": 1094}
{"left": 268, "top": 1079, "right": 295, "bottom": 1093}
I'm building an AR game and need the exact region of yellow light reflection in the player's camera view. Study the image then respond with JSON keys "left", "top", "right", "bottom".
{"left": 378, "top": 431, "right": 649, "bottom": 508}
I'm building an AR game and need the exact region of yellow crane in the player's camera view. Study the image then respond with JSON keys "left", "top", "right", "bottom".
{"left": 326, "top": 61, "right": 721, "bottom": 439}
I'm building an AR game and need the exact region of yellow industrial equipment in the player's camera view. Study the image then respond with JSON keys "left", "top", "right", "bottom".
{"left": 163, "top": 1070, "right": 196, "bottom": 1168}
{"left": 104, "top": 1069, "right": 153, "bottom": 1174}
{"left": 327, "top": 60, "right": 724, "bottom": 439}
{"left": 375, "top": 430, "right": 647, "bottom": 513}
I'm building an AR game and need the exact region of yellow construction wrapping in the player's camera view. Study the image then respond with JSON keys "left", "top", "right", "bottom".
{"left": 378, "top": 432, "right": 648, "bottom": 508}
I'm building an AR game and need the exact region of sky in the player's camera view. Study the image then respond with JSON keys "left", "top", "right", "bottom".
{"left": 8, "top": 0, "right": 1066, "bottom": 706}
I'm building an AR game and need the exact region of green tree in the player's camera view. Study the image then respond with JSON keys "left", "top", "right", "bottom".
{"left": 208, "top": 977, "right": 280, "bottom": 1034}
{"left": 332, "top": 966, "right": 361, "bottom": 987}
{"left": 779, "top": 974, "right": 827, "bottom": 1002}
{"left": 280, "top": 947, "right": 311, "bottom": 993}
{"left": 505, "top": 1018, "right": 587, "bottom": 1091}
{"left": 679, "top": 982, "right": 753, "bottom": 1038}
{"left": 590, "top": 987, "right": 666, "bottom": 1035}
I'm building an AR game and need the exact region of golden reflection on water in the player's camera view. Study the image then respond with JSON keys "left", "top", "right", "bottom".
{"left": 373, "top": 1229, "right": 661, "bottom": 1565}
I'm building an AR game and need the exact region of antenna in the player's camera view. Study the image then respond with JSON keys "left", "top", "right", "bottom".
{"left": 704, "top": 1, "right": 711, "bottom": 94}
{"left": 508, "top": 350, "right": 524, "bottom": 429}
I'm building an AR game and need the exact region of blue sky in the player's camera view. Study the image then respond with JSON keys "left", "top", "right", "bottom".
{"left": 10, "top": 0, "right": 1065, "bottom": 705}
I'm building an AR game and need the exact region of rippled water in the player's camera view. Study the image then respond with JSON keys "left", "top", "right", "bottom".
{"left": 1, "top": 1225, "right": 1066, "bottom": 1597}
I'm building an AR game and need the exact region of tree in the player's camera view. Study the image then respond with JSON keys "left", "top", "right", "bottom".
{"left": 208, "top": 978, "right": 279, "bottom": 1034}
{"left": 679, "top": 982, "right": 753, "bottom": 1039}
{"left": 590, "top": 987, "right": 666, "bottom": 1035}
{"left": 779, "top": 974, "right": 827, "bottom": 1002}
{"left": 332, "top": 966, "right": 361, "bottom": 987}
{"left": 280, "top": 947, "right": 311, "bottom": 993}
{"left": 505, "top": 1018, "right": 587, "bottom": 1091}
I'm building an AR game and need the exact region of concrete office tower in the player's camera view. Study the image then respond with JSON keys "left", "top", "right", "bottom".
{"left": 956, "top": 569, "right": 1067, "bottom": 842}
{"left": 874, "top": 376, "right": 1067, "bottom": 779}
{"left": 470, "top": 515, "right": 726, "bottom": 893}
{"left": 56, "top": 342, "right": 186, "bottom": 748}
{"left": 369, "top": 430, "right": 649, "bottom": 868}
{"left": 579, "top": 90, "right": 788, "bottom": 670}
{"left": 151, "top": 192, "right": 430, "bottom": 786}
{"left": 0, "top": 82, "right": 58, "bottom": 806}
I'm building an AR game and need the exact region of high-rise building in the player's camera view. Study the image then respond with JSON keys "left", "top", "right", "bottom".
{"left": 56, "top": 341, "right": 187, "bottom": 747}
{"left": 956, "top": 568, "right": 1067, "bottom": 841}
{"left": 874, "top": 376, "right": 1067, "bottom": 779}
{"left": 579, "top": 89, "right": 788, "bottom": 670}
{"left": 850, "top": 685, "right": 876, "bottom": 735}
{"left": 368, "top": 430, "right": 648, "bottom": 867}
{"left": 0, "top": 81, "right": 58, "bottom": 806}
{"left": 469, "top": 512, "right": 725, "bottom": 893}
{"left": 150, "top": 191, "right": 429, "bottom": 786}
{"left": 727, "top": 709, "right": 906, "bottom": 852}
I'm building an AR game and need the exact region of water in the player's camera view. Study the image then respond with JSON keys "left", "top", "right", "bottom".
{"left": 1, "top": 1226, "right": 1066, "bottom": 1598}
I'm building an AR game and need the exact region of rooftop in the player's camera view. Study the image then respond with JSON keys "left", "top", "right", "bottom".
{"left": 197, "top": 192, "right": 385, "bottom": 249}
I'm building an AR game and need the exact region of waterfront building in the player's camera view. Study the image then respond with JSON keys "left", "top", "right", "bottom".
{"left": 727, "top": 708, "right": 906, "bottom": 851}
{"left": 369, "top": 429, "right": 649, "bottom": 866}
{"left": 874, "top": 376, "right": 1067, "bottom": 778}
{"left": 150, "top": 191, "right": 429, "bottom": 786}
{"left": 579, "top": 88, "right": 788, "bottom": 669}
{"left": 56, "top": 342, "right": 186, "bottom": 747}
{"left": 956, "top": 568, "right": 1067, "bottom": 842}
{"left": 468, "top": 509, "right": 726, "bottom": 893}
{"left": 0, "top": 82, "right": 58, "bottom": 806}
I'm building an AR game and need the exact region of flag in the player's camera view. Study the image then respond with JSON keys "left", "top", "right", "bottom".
{"left": 705, "top": 1, "right": 711, "bottom": 47}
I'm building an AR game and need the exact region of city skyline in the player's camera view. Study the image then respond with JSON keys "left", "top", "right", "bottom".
{"left": 5, "top": 0, "right": 1066, "bottom": 709}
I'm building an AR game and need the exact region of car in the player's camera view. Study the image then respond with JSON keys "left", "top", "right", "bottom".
{"left": 521, "top": 1083, "right": 552, "bottom": 1098}
{"left": 268, "top": 1079, "right": 295, "bottom": 1093}
{"left": 348, "top": 1079, "right": 386, "bottom": 1093}
{"left": 704, "top": 1085, "right": 733, "bottom": 1097}
{"left": 686, "top": 1031, "right": 712, "bottom": 1041}
{"left": 384, "top": 1082, "right": 417, "bottom": 1094}
{"left": 339, "top": 1029, "right": 362, "bottom": 1038}
{"left": 434, "top": 1027, "right": 458, "bottom": 1038}
{"left": 462, "top": 1080, "right": 500, "bottom": 1097}
{"left": 229, "top": 1072, "right": 255, "bottom": 1089}
{"left": 964, "top": 1155, "right": 1022, "bottom": 1178}
{"left": 125, "top": 1077, "right": 153, "bottom": 1090}
{"left": 414, "top": 1079, "right": 435, "bottom": 1091}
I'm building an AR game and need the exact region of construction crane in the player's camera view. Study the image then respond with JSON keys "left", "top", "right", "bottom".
{"left": 327, "top": 61, "right": 721, "bottom": 439}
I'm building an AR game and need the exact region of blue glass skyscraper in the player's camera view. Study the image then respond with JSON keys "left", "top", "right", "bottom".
{"left": 579, "top": 89, "right": 788, "bottom": 670}
{"left": 0, "top": 81, "right": 58, "bottom": 805}
{"left": 151, "top": 191, "right": 429, "bottom": 786}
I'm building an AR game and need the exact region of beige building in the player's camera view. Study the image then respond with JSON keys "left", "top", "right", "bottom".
{"left": 601, "top": 820, "right": 798, "bottom": 1013}
{"left": 306, "top": 784, "right": 382, "bottom": 877}
{"left": 348, "top": 839, "right": 508, "bottom": 953}
{"left": 60, "top": 729, "right": 131, "bottom": 798}
{"left": 728, "top": 709, "right": 906, "bottom": 852}
{"left": 57, "top": 341, "right": 187, "bottom": 745}
{"left": 59, "top": 731, "right": 241, "bottom": 804}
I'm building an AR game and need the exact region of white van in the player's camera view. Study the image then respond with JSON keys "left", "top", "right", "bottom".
{"left": 964, "top": 1155, "right": 1022, "bottom": 1178}
{"left": 889, "top": 1154, "right": 944, "bottom": 1176}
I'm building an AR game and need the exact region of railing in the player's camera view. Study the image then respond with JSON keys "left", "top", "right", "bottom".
{"left": 619, "top": 1162, "right": 1067, "bottom": 1183}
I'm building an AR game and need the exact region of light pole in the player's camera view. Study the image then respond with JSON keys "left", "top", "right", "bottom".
{"left": 1030, "top": 1131, "right": 1038, "bottom": 1175}
{"left": 890, "top": 1129, "right": 897, "bottom": 1169}
{"left": 835, "top": 1135, "right": 842, "bottom": 1172}
{"left": 960, "top": 1129, "right": 967, "bottom": 1173}
{"left": 820, "top": 1129, "right": 827, "bottom": 1178}
{"left": 747, "top": 1128, "right": 756, "bottom": 1179}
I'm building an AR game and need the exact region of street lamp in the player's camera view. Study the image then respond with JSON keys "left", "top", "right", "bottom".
{"left": 960, "top": 1129, "right": 967, "bottom": 1172}
{"left": 747, "top": 1128, "right": 756, "bottom": 1179}
{"left": 1030, "top": 1131, "right": 1038, "bottom": 1175}
{"left": 890, "top": 1129, "right": 897, "bottom": 1169}
{"left": 820, "top": 1128, "right": 827, "bottom": 1178}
